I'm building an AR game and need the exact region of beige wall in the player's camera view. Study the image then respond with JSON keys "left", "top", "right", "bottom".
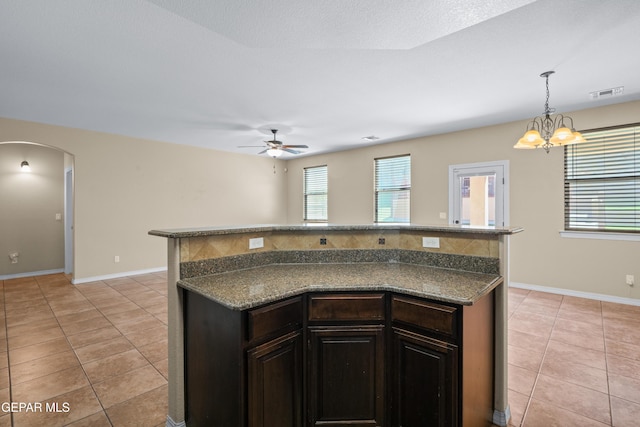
{"left": 286, "top": 100, "right": 640, "bottom": 300}
{"left": 0, "top": 117, "right": 288, "bottom": 281}
{"left": 0, "top": 143, "right": 65, "bottom": 275}
{"left": 2, "top": 101, "right": 638, "bottom": 298}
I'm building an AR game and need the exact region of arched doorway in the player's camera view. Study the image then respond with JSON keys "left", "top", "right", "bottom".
{"left": 0, "top": 141, "right": 75, "bottom": 280}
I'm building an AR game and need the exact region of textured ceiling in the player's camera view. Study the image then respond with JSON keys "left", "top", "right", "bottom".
{"left": 1, "top": 0, "right": 640, "bottom": 157}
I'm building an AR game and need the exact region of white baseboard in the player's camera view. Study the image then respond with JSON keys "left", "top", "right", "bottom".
{"left": 72, "top": 266, "right": 167, "bottom": 284}
{"left": 510, "top": 281, "right": 640, "bottom": 307}
{"left": 0, "top": 268, "right": 65, "bottom": 281}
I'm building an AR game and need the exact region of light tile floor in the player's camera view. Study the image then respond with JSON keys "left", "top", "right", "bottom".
{"left": 1, "top": 273, "right": 639, "bottom": 426}
{"left": 0, "top": 272, "right": 168, "bottom": 426}
{"left": 508, "top": 288, "right": 640, "bottom": 426}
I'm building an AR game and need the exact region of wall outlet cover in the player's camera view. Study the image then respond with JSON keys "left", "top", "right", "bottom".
{"left": 249, "top": 237, "right": 264, "bottom": 249}
{"left": 422, "top": 237, "right": 440, "bottom": 248}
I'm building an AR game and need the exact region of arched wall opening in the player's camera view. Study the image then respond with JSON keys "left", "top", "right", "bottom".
{"left": 0, "top": 141, "right": 75, "bottom": 281}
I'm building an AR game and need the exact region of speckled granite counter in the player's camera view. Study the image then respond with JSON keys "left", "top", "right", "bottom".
{"left": 149, "top": 223, "right": 523, "bottom": 238}
{"left": 179, "top": 262, "right": 502, "bottom": 310}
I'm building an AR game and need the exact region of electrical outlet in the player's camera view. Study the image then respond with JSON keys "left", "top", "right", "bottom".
{"left": 422, "top": 237, "right": 440, "bottom": 248}
{"left": 249, "top": 237, "right": 264, "bottom": 249}
{"left": 626, "top": 275, "right": 635, "bottom": 286}
{"left": 114, "top": 255, "right": 120, "bottom": 263}
{"left": 439, "top": 212, "right": 447, "bottom": 219}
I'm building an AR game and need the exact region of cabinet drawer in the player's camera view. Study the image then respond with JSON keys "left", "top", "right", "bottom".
{"left": 392, "top": 296, "right": 457, "bottom": 338}
{"left": 308, "top": 293, "right": 385, "bottom": 322}
{"left": 247, "top": 296, "right": 302, "bottom": 343}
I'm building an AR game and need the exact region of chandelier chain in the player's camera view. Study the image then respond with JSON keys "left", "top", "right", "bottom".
{"left": 544, "top": 73, "right": 555, "bottom": 115}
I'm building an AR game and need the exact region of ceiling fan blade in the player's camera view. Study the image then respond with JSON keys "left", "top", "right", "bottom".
{"left": 238, "top": 145, "right": 268, "bottom": 148}
{"left": 283, "top": 148, "right": 301, "bottom": 154}
{"left": 257, "top": 149, "right": 268, "bottom": 154}
{"left": 282, "top": 144, "right": 308, "bottom": 148}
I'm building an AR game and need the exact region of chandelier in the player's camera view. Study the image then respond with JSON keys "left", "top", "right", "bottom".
{"left": 514, "top": 71, "right": 585, "bottom": 153}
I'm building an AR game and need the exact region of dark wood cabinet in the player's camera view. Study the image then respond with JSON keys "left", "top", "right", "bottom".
{"left": 183, "top": 289, "right": 494, "bottom": 427}
{"left": 248, "top": 330, "right": 303, "bottom": 427}
{"left": 307, "top": 293, "right": 386, "bottom": 426}
{"left": 184, "top": 292, "right": 303, "bottom": 427}
{"left": 391, "top": 327, "right": 458, "bottom": 427}
{"left": 308, "top": 326, "right": 385, "bottom": 426}
{"left": 390, "top": 294, "right": 495, "bottom": 427}
{"left": 184, "top": 291, "right": 245, "bottom": 426}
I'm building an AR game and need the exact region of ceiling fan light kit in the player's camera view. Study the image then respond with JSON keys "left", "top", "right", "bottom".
{"left": 238, "top": 129, "right": 309, "bottom": 157}
{"left": 514, "top": 71, "right": 585, "bottom": 153}
{"left": 266, "top": 148, "right": 283, "bottom": 158}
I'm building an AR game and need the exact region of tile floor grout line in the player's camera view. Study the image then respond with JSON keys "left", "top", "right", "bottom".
{"left": 74, "top": 279, "right": 160, "bottom": 388}
{"left": 516, "top": 293, "right": 561, "bottom": 427}
{"left": 100, "top": 279, "right": 169, "bottom": 382}
{"left": 1, "top": 279, "right": 16, "bottom": 427}
{"left": 34, "top": 275, "right": 115, "bottom": 427}
{"left": 601, "top": 299, "right": 615, "bottom": 427}
{"left": 0, "top": 273, "right": 170, "bottom": 426}
{"left": 520, "top": 295, "right": 620, "bottom": 426}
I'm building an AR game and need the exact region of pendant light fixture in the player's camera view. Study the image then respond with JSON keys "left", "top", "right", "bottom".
{"left": 514, "top": 71, "right": 585, "bottom": 153}
{"left": 21, "top": 161, "right": 31, "bottom": 172}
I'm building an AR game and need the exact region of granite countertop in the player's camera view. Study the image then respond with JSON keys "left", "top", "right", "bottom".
{"left": 178, "top": 262, "right": 503, "bottom": 310}
{"left": 150, "top": 223, "right": 524, "bottom": 239}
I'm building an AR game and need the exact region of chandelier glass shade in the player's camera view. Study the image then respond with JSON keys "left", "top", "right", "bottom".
{"left": 515, "top": 71, "right": 585, "bottom": 153}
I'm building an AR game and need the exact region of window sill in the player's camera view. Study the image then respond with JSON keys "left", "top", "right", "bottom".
{"left": 559, "top": 230, "right": 640, "bottom": 242}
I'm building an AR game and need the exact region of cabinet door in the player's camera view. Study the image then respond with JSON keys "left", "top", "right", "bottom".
{"left": 392, "top": 328, "right": 458, "bottom": 427}
{"left": 308, "top": 326, "right": 385, "bottom": 427}
{"left": 248, "top": 330, "right": 303, "bottom": 427}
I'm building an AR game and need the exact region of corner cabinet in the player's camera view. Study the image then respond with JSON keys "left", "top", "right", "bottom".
{"left": 391, "top": 296, "right": 460, "bottom": 426}
{"left": 183, "top": 289, "right": 494, "bottom": 427}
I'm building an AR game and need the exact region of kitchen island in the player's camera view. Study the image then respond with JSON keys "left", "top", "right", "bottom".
{"left": 149, "top": 224, "right": 522, "bottom": 427}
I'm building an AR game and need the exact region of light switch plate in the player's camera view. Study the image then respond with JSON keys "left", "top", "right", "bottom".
{"left": 249, "top": 237, "right": 264, "bottom": 249}
{"left": 422, "top": 237, "right": 440, "bottom": 248}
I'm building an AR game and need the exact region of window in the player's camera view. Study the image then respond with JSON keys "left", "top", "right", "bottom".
{"left": 375, "top": 155, "right": 411, "bottom": 223}
{"left": 304, "top": 165, "right": 328, "bottom": 222}
{"left": 564, "top": 123, "right": 639, "bottom": 234}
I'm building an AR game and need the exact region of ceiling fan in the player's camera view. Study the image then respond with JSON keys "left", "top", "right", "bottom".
{"left": 239, "top": 129, "right": 308, "bottom": 157}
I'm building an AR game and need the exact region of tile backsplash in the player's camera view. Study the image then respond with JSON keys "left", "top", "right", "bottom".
{"left": 180, "top": 229, "right": 498, "bottom": 262}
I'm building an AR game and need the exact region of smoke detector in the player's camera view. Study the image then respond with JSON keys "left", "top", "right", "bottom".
{"left": 590, "top": 86, "right": 624, "bottom": 100}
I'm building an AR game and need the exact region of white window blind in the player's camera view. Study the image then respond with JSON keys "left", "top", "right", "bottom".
{"left": 564, "top": 123, "right": 639, "bottom": 233}
{"left": 375, "top": 155, "right": 411, "bottom": 223}
{"left": 304, "top": 165, "right": 328, "bottom": 222}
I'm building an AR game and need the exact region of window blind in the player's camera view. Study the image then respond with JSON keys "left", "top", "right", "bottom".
{"left": 304, "top": 165, "right": 328, "bottom": 221}
{"left": 375, "top": 155, "right": 411, "bottom": 223}
{"left": 564, "top": 124, "right": 639, "bottom": 233}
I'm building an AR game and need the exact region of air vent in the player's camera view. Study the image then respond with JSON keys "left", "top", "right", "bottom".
{"left": 590, "top": 86, "right": 624, "bottom": 100}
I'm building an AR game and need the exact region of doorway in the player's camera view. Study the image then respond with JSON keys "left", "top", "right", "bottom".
{"left": 0, "top": 141, "right": 74, "bottom": 279}
{"left": 448, "top": 161, "right": 509, "bottom": 227}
